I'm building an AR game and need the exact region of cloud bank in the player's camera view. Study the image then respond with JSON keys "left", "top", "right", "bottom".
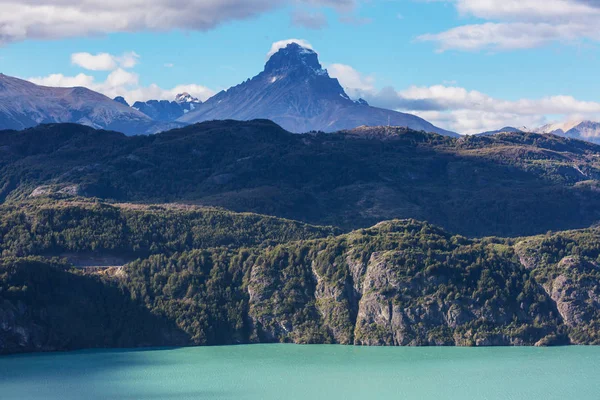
{"left": 328, "top": 62, "right": 600, "bottom": 134}
{"left": 28, "top": 51, "right": 214, "bottom": 105}
{"left": 418, "top": 0, "right": 600, "bottom": 51}
{"left": 0, "top": 0, "right": 357, "bottom": 44}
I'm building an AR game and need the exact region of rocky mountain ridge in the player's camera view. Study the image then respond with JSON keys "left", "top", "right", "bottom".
{"left": 476, "top": 120, "right": 600, "bottom": 144}
{"left": 0, "top": 73, "right": 176, "bottom": 135}
{"left": 534, "top": 120, "right": 600, "bottom": 144}
{"left": 177, "top": 43, "right": 457, "bottom": 136}
{"left": 0, "top": 44, "right": 457, "bottom": 136}
{"left": 131, "top": 93, "right": 202, "bottom": 122}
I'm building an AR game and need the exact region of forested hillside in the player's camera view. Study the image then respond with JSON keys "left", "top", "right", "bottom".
{"left": 2, "top": 121, "right": 600, "bottom": 236}
{"left": 2, "top": 201, "right": 599, "bottom": 354}
{"left": 0, "top": 200, "right": 337, "bottom": 259}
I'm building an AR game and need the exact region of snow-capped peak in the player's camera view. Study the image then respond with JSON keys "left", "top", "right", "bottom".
{"left": 264, "top": 42, "right": 327, "bottom": 76}
{"left": 175, "top": 92, "right": 199, "bottom": 104}
{"left": 536, "top": 120, "right": 586, "bottom": 134}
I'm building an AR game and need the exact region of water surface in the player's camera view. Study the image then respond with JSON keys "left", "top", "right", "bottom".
{"left": 1, "top": 345, "right": 598, "bottom": 400}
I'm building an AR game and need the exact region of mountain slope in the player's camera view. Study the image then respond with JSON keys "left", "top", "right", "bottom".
{"left": 2, "top": 121, "right": 600, "bottom": 237}
{"left": 535, "top": 120, "right": 600, "bottom": 144}
{"left": 178, "top": 43, "right": 457, "bottom": 136}
{"left": 0, "top": 74, "right": 175, "bottom": 135}
{"left": 132, "top": 92, "right": 202, "bottom": 122}
{"left": 475, "top": 126, "right": 525, "bottom": 136}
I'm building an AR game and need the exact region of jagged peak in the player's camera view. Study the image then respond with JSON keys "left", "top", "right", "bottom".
{"left": 175, "top": 92, "right": 200, "bottom": 104}
{"left": 113, "top": 96, "right": 130, "bottom": 107}
{"left": 536, "top": 120, "right": 591, "bottom": 133}
{"left": 264, "top": 42, "right": 326, "bottom": 76}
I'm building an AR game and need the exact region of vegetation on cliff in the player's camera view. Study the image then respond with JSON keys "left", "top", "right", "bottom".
{"left": 2, "top": 204, "right": 599, "bottom": 354}
{"left": 0, "top": 200, "right": 337, "bottom": 259}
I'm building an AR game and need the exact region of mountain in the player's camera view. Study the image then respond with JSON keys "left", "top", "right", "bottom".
{"left": 113, "top": 96, "right": 130, "bottom": 107}
{"left": 2, "top": 122, "right": 600, "bottom": 354}
{"left": 474, "top": 126, "right": 525, "bottom": 136}
{"left": 132, "top": 92, "right": 202, "bottom": 122}
{"left": 178, "top": 43, "right": 457, "bottom": 136}
{"left": 2, "top": 121, "right": 600, "bottom": 237}
{"left": 535, "top": 120, "right": 600, "bottom": 144}
{"left": 0, "top": 73, "right": 179, "bottom": 135}
{"left": 1, "top": 201, "right": 599, "bottom": 354}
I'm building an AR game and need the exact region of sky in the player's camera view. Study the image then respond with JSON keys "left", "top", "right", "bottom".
{"left": 1, "top": 0, "right": 600, "bottom": 134}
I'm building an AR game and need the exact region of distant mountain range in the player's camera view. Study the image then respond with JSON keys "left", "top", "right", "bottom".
{"left": 533, "top": 120, "right": 600, "bottom": 144}
{"left": 177, "top": 43, "right": 457, "bottom": 136}
{"left": 0, "top": 73, "right": 178, "bottom": 135}
{"left": 127, "top": 93, "right": 203, "bottom": 122}
{"left": 3, "top": 43, "right": 600, "bottom": 141}
{"left": 474, "top": 121, "right": 600, "bottom": 144}
{"left": 0, "top": 43, "right": 457, "bottom": 137}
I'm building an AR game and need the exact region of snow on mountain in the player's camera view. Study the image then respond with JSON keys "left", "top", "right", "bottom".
{"left": 534, "top": 120, "right": 600, "bottom": 144}
{"left": 178, "top": 43, "right": 457, "bottom": 136}
{"left": 175, "top": 92, "right": 200, "bottom": 104}
{"left": 132, "top": 94, "right": 203, "bottom": 122}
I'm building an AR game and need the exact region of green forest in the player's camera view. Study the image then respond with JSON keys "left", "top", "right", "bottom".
{"left": 2, "top": 122, "right": 600, "bottom": 354}
{"left": 1, "top": 199, "right": 599, "bottom": 354}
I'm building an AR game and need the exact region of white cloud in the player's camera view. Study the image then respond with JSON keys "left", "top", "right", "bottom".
{"left": 453, "top": 0, "right": 599, "bottom": 21}
{"left": 409, "top": 109, "right": 547, "bottom": 134}
{"left": 125, "top": 84, "right": 215, "bottom": 105}
{"left": 267, "top": 38, "right": 315, "bottom": 58}
{"left": 0, "top": 0, "right": 358, "bottom": 44}
{"left": 327, "top": 63, "right": 375, "bottom": 98}
{"left": 70, "top": 51, "right": 139, "bottom": 71}
{"left": 103, "top": 68, "right": 140, "bottom": 89}
{"left": 383, "top": 84, "right": 600, "bottom": 134}
{"left": 419, "top": 0, "right": 600, "bottom": 51}
{"left": 28, "top": 72, "right": 95, "bottom": 88}
{"left": 323, "top": 62, "right": 600, "bottom": 134}
{"left": 118, "top": 52, "right": 140, "bottom": 69}
{"left": 28, "top": 52, "right": 215, "bottom": 105}
{"left": 71, "top": 53, "right": 117, "bottom": 71}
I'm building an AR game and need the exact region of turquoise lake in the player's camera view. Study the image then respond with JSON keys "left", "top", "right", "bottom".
{"left": 1, "top": 345, "right": 599, "bottom": 399}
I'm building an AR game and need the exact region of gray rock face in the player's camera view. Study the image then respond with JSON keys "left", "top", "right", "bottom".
{"left": 545, "top": 257, "right": 600, "bottom": 333}
{"left": 242, "top": 224, "right": 564, "bottom": 347}
{"left": 0, "top": 300, "right": 46, "bottom": 352}
{"left": 178, "top": 43, "right": 457, "bottom": 136}
{"left": 352, "top": 251, "right": 482, "bottom": 346}
{"left": 0, "top": 74, "right": 175, "bottom": 135}
{"left": 113, "top": 96, "right": 130, "bottom": 107}
{"left": 515, "top": 245, "right": 600, "bottom": 345}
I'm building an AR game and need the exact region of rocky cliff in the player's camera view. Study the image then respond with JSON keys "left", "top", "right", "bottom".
{"left": 4, "top": 217, "right": 599, "bottom": 354}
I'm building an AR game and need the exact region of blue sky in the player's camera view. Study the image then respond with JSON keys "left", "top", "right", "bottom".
{"left": 1, "top": 0, "right": 600, "bottom": 133}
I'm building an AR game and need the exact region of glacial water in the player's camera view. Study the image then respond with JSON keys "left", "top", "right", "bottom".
{"left": 1, "top": 345, "right": 599, "bottom": 400}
